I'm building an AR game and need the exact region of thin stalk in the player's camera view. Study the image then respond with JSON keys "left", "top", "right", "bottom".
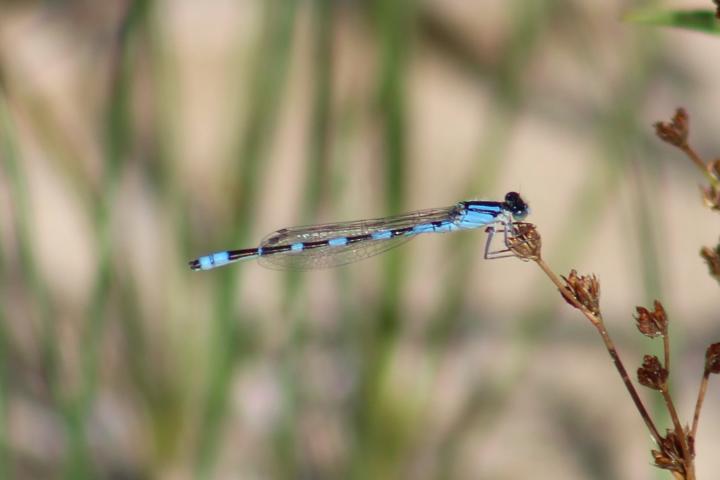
{"left": 690, "top": 369, "right": 710, "bottom": 441}
{"left": 679, "top": 143, "right": 717, "bottom": 186}
{"left": 533, "top": 258, "right": 664, "bottom": 447}
{"left": 660, "top": 385, "right": 694, "bottom": 480}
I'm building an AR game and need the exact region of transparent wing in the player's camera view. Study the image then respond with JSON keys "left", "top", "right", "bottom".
{"left": 258, "top": 206, "right": 457, "bottom": 270}
{"left": 259, "top": 235, "right": 415, "bottom": 270}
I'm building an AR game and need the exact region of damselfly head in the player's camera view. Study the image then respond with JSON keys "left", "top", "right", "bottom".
{"left": 504, "top": 191, "right": 529, "bottom": 220}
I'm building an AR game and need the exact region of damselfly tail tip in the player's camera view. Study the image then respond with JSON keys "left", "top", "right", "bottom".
{"left": 189, "top": 259, "right": 201, "bottom": 271}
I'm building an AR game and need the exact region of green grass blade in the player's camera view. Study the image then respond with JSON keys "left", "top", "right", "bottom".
{"left": 65, "top": 2, "right": 153, "bottom": 478}
{"left": 271, "top": 1, "right": 336, "bottom": 477}
{"left": 347, "top": 1, "right": 418, "bottom": 478}
{"left": 194, "top": 2, "right": 299, "bottom": 478}
{"left": 625, "top": 9, "right": 720, "bottom": 35}
{"left": 0, "top": 64, "right": 54, "bottom": 480}
{"left": 0, "top": 217, "right": 12, "bottom": 480}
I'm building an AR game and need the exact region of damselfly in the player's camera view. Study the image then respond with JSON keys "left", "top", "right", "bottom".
{"left": 189, "top": 191, "right": 529, "bottom": 271}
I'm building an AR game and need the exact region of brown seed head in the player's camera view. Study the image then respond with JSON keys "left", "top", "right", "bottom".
{"left": 700, "top": 243, "right": 720, "bottom": 281}
{"left": 634, "top": 301, "right": 668, "bottom": 338}
{"left": 706, "top": 343, "right": 720, "bottom": 374}
{"left": 651, "top": 449, "right": 680, "bottom": 472}
{"left": 661, "top": 428, "right": 693, "bottom": 464}
{"left": 654, "top": 108, "right": 689, "bottom": 148}
{"left": 637, "top": 355, "right": 668, "bottom": 390}
{"left": 561, "top": 270, "right": 601, "bottom": 316}
{"left": 709, "top": 158, "right": 720, "bottom": 182}
{"left": 651, "top": 427, "right": 693, "bottom": 472}
{"left": 508, "top": 222, "right": 541, "bottom": 261}
{"left": 701, "top": 185, "right": 720, "bottom": 211}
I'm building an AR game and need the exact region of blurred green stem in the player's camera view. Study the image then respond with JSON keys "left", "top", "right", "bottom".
{"left": 350, "top": 1, "right": 416, "bottom": 478}
{"left": 273, "top": 0, "right": 335, "bottom": 477}
{"left": 65, "top": 1, "right": 153, "bottom": 478}
{"left": 0, "top": 66, "right": 54, "bottom": 480}
{"left": 0, "top": 218, "right": 11, "bottom": 480}
{"left": 194, "top": 1, "right": 298, "bottom": 478}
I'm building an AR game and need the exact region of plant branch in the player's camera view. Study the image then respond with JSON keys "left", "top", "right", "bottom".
{"left": 678, "top": 143, "right": 717, "bottom": 186}
{"left": 694, "top": 343, "right": 720, "bottom": 440}
{"left": 660, "top": 385, "right": 694, "bottom": 479}
{"left": 532, "top": 257, "right": 664, "bottom": 446}
{"left": 691, "top": 369, "right": 709, "bottom": 440}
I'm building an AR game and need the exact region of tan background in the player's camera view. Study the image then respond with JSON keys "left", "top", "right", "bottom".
{"left": 0, "top": 0, "right": 718, "bottom": 479}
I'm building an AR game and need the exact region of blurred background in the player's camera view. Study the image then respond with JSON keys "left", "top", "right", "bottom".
{"left": 1, "top": 0, "right": 719, "bottom": 479}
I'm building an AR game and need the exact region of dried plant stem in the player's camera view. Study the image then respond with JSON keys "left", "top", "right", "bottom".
{"left": 663, "top": 334, "right": 671, "bottom": 371}
{"left": 678, "top": 143, "right": 715, "bottom": 184}
{"left": 532, "top": 258, "right": 664, "bottom": 446}
{"left": 660, "top": 385, "right": 695, "bottom": 480}
{"left": 655, "top": 108, "right": 718, "bottom": 188}
{"left": 691, "top": 369, "right": 710, "bottom": 440}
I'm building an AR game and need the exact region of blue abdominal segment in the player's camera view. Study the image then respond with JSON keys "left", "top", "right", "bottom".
{"left": 190, "top": 248, "right": 260, "bottom": 271}
{"left": 198, "top": 251, "right": 230, "bottom": 270}
{"left": 371, "top": 230, "right": 393, "bottom": 240}
{"left": 328, "top": 237, "right": 348, "bottom": 246}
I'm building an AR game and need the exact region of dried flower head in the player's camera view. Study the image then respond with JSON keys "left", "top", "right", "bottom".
{"left": 634, "top": 301, "right": 668, "bottom": 338}
{"left": 701, "top": 242, "right": 720, "bottom": 281}
{"left": 654, "top": 108, "right": 689, "bottom": 148}
{"left": 709, "top": 158, "right": 720, "bottom": 182}
{"left": 651, "top": 449, "right": 678, "bottom": 471}
{"left": 653, "top": 428, "right": 693, "bottom": 474}
{"left": 637, "top": 355, "right": 668, "bottom": 390}
{"left": 561, "top": 270, "right": 600, "bottom": 316}
{"left": 508, "top": 222, "right": 541, "bottom": 260}
{"left": 652, "top": 431, "right": 688, "bottom": 473}
{"left": 706, "top": 343, "right": 720, "bottom": 374}
{"left": 701, "top": 185, "right": 720, "bottom": 211}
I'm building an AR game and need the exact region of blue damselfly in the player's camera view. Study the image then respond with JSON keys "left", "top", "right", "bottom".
{"left": 189, "top": 191, "right": 529, "bottom": 271}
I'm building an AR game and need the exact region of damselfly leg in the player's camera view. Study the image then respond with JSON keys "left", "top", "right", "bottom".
{"left": 483, "top": 222, "right": 531, "bottom": 260}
